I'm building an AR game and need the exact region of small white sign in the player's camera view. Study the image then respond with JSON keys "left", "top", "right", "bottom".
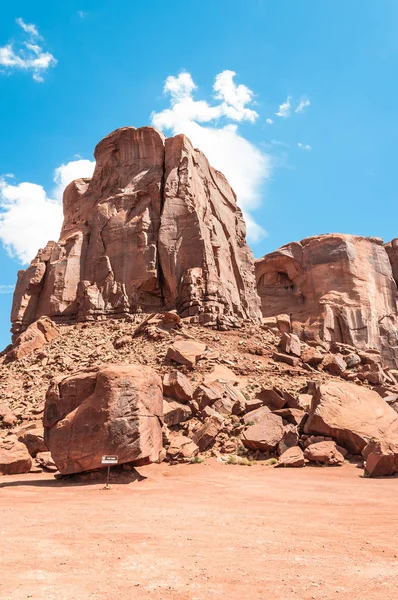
{"left": 101, "top": 455, "right": 118, "bottom": 465}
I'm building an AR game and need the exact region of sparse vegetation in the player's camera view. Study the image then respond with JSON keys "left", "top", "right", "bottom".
{"left": 189, "top": 455, "right": 204, "bottom": 464}
{"left": 226, "top": 454, "right": 253, "bottom": 466}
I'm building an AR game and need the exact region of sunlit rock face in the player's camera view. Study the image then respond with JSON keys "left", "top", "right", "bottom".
{"left": 255, "top": 234, "right": 398, "bottom": 367}
{"left": 11, "top": 126, "right": 261, "bottom": 338}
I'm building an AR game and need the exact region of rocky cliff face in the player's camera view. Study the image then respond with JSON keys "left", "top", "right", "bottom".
{"left": 11, "top": 127, "right": 261, "bottom": 338}
{"left": 255, "top": 234, "right": 398, "bottom": 367}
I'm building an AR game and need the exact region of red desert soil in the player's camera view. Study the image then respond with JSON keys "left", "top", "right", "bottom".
{"left": 1, "top": 461, "right": 397, "bottom": 600}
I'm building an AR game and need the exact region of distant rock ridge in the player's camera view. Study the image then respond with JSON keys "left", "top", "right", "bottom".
{"left": 11, "top": 126, "right": 261, "bottom": 338}
{"left": 255, "top": 234, "right": 398, "bottom": 367}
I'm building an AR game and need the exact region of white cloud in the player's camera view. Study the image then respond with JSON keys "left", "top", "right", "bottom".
{"left": 0, "top": 285, "right": 15, "bottom": 295}
{"left": 15, "top": 18, "right": 40, "bottom": 38}
{"left": 151, "top": 70, "right": 270, "bottom": 241}
{"left": 298, "top": 142, "right": 312, "bottom": 151}
{"left": 0, "top": 159, "right": 95, "bottom": 264}
{"left": 275, "top": 96, "right": 291, "bottom": 118}
{"left": 266, "top": 118, "right": 274, "bottom": 125}
{"left": 0, "top": 18, "right": 57, "bottom": 81}
{"left": 295, "top": 98, "right": 310, "bottom": 113}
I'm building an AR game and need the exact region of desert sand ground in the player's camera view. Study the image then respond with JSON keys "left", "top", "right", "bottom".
{"left": 0, "top": 461, "right": 397, "bottom": 600}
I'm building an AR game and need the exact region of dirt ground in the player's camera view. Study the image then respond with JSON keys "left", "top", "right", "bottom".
{"left": 0, "top": 461, "right": 397, "bottom": 600}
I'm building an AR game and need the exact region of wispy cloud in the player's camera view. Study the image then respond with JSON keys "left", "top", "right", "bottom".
{"left": 0, "top": 285, "right": 15, "bottom": 295}
{"left": 152, "top": 70, "right": 271, "bottom": 242}
{"left": 0, "top": 18, "right": 57, "bottom": 82}
{"left": 0, "top": 159, "right": 95, "bottom": 263}
{"left": 266, "top": 117, "right": 273, "bottom": 125}
{"left": 275, "top": 96, "right": 291, "bottom": 118}
{"left": 295, "top": 98, "right": 310, "bottom": 113}
{"left": 298, "top": 142, "right": 312, "bottom": 151}
{"left": 78, "top": 11, "right": 87, "bottom": 19}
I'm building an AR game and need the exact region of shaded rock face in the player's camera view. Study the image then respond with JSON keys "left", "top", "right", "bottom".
{"left": 256, "top": 234, "right": 398, "bottom": 367}
{"left": 43, "top": 364, "right": 163, "bottom": 475}
{"left": 11, "top": 127, "right": 261, "bottom": 338}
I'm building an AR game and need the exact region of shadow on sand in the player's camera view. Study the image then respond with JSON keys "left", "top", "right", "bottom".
{"left": 0, "top": 467, "right": 147, "bottom": 488}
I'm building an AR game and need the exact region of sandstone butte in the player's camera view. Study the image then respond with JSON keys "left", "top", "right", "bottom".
{"left": 2, "top": 125, "right": 398, "bottom": 480}
{"left": 256, "top": 234, "right": 398, "bottom": 368}
{"left": 11, "top": 126, "right": 261, "bottom": 340}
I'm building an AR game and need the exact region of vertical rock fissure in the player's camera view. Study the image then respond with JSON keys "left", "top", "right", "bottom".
{"left": 155, "top": 141, "right": 168, "bottom": 309}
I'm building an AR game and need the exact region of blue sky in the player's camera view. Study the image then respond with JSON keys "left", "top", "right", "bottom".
{"left": 1, "top": 0, "right": 398, "bottom": 348}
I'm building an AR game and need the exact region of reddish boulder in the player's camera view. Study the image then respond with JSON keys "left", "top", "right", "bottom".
{"left": 278, "top": 446, "right": 305, "bottom": 468}
{"left": 301, "top": 346, "right": 323, "bottom": 366}
{"left": 18, "top": 427, "right": 47, "bottom": 457}
{"left": 0, "top": 405, "right": 17, "bottom": 427}
{"left": 305, "top": 381, "right": 398, "bottom": 454}
{"left": 166, "top": 340, "right": 206, "bottom": 368}
{"left": 304, "top": 441, "right": 345, "bottom": 466}
{"left": 0, "top": 439, "right": 32, "bottom": 475}
{"left": 191, "top": 415, "right": 223, "bottom": 451}
{"left": 163, "top": 371, "right": 193, "bottom": 403}
{"left": 322, "top": 353, "right": 347, "bottom": 376}
{"left": 167, "top": 435, "right": 199, "bottom": 461}
{"left": 43, "top": 364, "right": 163, "bottom": 475}
{"left": 163, "top": 400, "right": 192, "bottom": 426}
{"left": 362, "top": 438, "right": 398, "bottom": 477}
{"left": 279, "top": 333, "right": 301, "bottom": 357}
{"left": 256, "top": 388, "right": 286, "bottom": 411}
{"left": 242, "top": 413, "right": 284, "bottom": 451}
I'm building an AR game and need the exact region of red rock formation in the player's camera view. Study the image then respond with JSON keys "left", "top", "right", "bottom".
{"left": 43, "top": 364, "right": 163, "bottom": 475}
{"left": 256, "top": 234, "right": 398, "bottom": 367}
{"left": 305, "top": 380, "right": 398, "bottom": 454}
{"left": 11, "top": 127, "right": 260, "bottom": 338}
{"left": 386, "top": 238, "right": 398, "bottom": 287}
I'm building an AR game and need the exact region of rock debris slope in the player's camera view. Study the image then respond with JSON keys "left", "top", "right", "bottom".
{"left": 11, "top": 127, "right": 261, "bottom": 339}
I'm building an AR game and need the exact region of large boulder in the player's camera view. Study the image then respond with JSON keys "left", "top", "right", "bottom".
{"left": 0, "top": 438, "right": 32, "bottom": 475}
{"left": 163, "top": 371, "right": 193, "bottom": 403}
{"left": 11, "top": 127, "right": 260, "bottom": 338}
{"left": 304, "top": 441, "right": 345, "bottom": 466}
{"left": 43, "top": 364, "right": 163, "bottom": 475}
{"left": 305, "top": 381, "right": 398, "bottom": 454}
{"left": 167, "top": 435, "right": 199, "bottom": 462}
{"left": 362, "top": 439, "right": 398, "bottom": 477}
{"left": 255, "top": 234, "right": 398, "bottom": 368}
{"left": 242, "top": 413, "right": 284, "bottom": 452}
{"left": 278, "top": 446, "right": 305, "bottom": 468}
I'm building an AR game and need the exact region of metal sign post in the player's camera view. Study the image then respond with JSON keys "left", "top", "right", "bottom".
{"left": 101, "top": 455, "right": 118, "bottom": 489}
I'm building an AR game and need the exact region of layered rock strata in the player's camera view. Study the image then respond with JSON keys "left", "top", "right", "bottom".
{"left": 11, "top": 127, "right": 261, "bottom": 338}
{"left": 256, "top": 234, "right": 398, "bottom": 367}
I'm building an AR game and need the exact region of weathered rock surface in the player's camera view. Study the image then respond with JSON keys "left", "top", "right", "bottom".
{"left": 163, "top": 371, "right": 193, "bottom": 403}
{"left": 305, "top": 381, "right": 398, "bottom": 454}
{"left": 362, "top": 438, "right": 398, "bottom": 477}
{"left": 43, "top": 364, "right": 163, "bottom": 474}
{"left": 304, "top": 441, "right": 345, "bottom": 466}
{"left": 0, "top": 438, "right": 32, "bottom": 475}
{"left": 167, "top": 435, "right": 199, "bottom": 461}
{"left": 242, "top": 413, "right": 285, "bottom": 451}
{"left": 6, "top": 316, "right": 58, "bottom": 361}
{"left": 278, "top": 446, "right": 305, "bottom": 467}
{"left": 163, "top": 399, "right": 192, "bottom": 426}
{"left": 166, "top": 340, "right": 206, "bottom": 368}
{"left": 11, "top": 127, "right": 260, "bottom": 339}
{"left": 256, "top": 234, "right": 398, "bottom": 367}
{"left": 18, "top": 427, "right": 47, "bottom": 457}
